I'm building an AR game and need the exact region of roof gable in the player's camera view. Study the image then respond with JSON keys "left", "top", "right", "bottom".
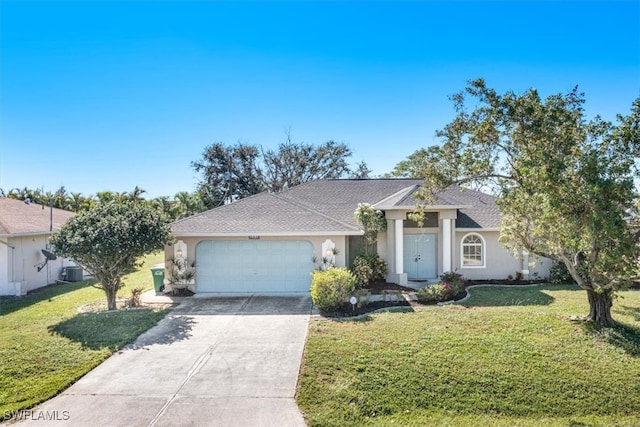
{"left": 0, "top": 198, "right": 75, "bottom": 236}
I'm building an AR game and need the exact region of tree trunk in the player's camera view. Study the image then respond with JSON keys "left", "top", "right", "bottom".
{"left": 586, "top": 288, "right": 614, "bottom": 326}
{"left": 106, "top": 286, "right": 117, "bottom": 311}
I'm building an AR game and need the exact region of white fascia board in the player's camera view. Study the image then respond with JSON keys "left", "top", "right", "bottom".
{"left": 0, "top": 231, "right": 53, "bottom": 238}
{"left": 172, "top": 231, "right": 364, "bottom": 238}
{"left": 378, "top": 205, "right": 473, "bottom": 211}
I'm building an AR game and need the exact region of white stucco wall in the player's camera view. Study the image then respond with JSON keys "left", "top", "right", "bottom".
{"left": 455, "top": 230, "right": 551, "bottom": 280}
{"left": 381, "top": 226, "right": 551, "bottom": 284}
{"left": 0, "top": 234, "right": 76, "bottom": 296}
{"left": 165, "top": 235, "right": 348, "bottom": 292}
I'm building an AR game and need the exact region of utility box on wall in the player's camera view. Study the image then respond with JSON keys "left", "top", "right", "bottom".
{"left": 65, "top": 266, "right": 83, "bottom": 282}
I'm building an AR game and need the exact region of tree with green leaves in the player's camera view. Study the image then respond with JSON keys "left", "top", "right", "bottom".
{"left": 387, "top": 148, "right": 431, "bottom": 178}
{"left": 354, "top": 203, "right": 386, "bottom": 255}
{"left": 192, "top": 138, "right": 361, "bottom": 208}
{"left": 192, "top": 142, "right": 265, "bottom": 208}
{"left": 261, "top": 140, "right": 353, "bottom": 192}
{"left": 50, "top": 201, "right": 172, "bottom": 310}
{"left": 172, "top": 191, "right": 205, "bottom": 220}
{"left": 410, "top": 78, "right": 639, "bottom": 326}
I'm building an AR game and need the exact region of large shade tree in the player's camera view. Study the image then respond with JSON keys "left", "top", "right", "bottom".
{"left": 412, "top": 79, "right": 639, "bottom": 326}
{"left": 50, "top": 201, "right": 172, "bottom": 310}
{"left": 192, "top": 139, "right": 359, "bottom": 208}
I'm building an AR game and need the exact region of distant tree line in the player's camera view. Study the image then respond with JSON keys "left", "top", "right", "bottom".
{"left": 1, "top": 138, "right": 371, "bottom": 219}
{"left": 0, "top": 185, "right": 205, "bottom": 222}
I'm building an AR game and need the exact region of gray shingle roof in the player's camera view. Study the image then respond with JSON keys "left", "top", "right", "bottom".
{"left": 170, "top": 179, "right": 500, "bottom": 235}
{"left": 386, "top": 185, "right": 501, "bottom": 229}
{"left": 0, "top": 198, "right": 75, "bottom": 236}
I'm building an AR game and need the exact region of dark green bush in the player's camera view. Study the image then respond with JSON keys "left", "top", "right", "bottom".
{"left": 310, "top": 268, "right": 357, "bottom": 311}
{"left": 549, "top": 261, "right": 576, "bottom": 284}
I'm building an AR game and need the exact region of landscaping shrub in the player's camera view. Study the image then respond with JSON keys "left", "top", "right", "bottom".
{"left": 439, "top": 270, "right": 465, "bottom": 293}
{"left": 310, "top": 268, "right": 357, "bottom": 311}
{"left": 549, "top": 261, "right": 576, "bottom": 284}
{"left": 416, "top": 272, "right": 465, "bottom": 304}
{"left": 352, "top": 254, "right": 388, "bottom": 287}
{"left": 416, "top": 283, "right": 456, "bottom": 303}
{"left": 129, "top": 287, "right": 144, "bottom": 307}
{"left": 352, "top": 257, "right": 373, "bottom": 287}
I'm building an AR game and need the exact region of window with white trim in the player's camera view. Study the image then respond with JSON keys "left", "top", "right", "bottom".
{"left": 461, "top": 233, "right": 485, "bottom": 267}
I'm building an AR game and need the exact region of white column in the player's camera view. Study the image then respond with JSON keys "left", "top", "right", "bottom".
{"left": 442, "top": 218, "right": 452, "bottom": 273}
{"left": 386, "top": 219, "right": 395, "bottom": 276}
{"left": 395, "top": 219, "right": 404, "bottom": 274}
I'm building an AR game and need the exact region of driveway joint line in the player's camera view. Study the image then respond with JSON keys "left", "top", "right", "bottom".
{"left": 147, "top": 295, "right": 256, "bottom": 427}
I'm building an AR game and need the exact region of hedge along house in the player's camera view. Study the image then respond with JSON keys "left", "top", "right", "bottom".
{"left": 0, "top": 197, "right": 77, "bottom": 296}
{"left": 168, "top": 179, "right": 550, "bottom": 294}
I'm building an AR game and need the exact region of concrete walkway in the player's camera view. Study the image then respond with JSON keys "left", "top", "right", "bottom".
{"left": 15, "top": 295, "right": 312, "bottom": 427}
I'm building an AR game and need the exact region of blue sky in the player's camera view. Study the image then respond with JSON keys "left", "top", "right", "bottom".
{"left": 1, "top": 1, "right": 638, "bottom": 199}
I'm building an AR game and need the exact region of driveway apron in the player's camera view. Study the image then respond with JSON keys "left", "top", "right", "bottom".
{"left": 14, "top": 295, "right": 312, "bottom": 427}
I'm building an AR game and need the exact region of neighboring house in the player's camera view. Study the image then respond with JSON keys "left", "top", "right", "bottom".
{"left": 0, "top": 198, "right": 76, "bottom": 296}
{"left": 168, "top": 179, "right": 550, "bottom": 294}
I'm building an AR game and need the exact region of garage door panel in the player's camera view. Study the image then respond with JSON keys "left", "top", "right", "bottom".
{"left": 196, "top": 240, "right": 314, "bottom": 293}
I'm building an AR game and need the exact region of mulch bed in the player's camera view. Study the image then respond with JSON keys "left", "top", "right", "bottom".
{"left": 364, "top": 280, "right": 416, "bottom": 294}
{"left": 464, "top": 279, "right": 548, "bottom": 286}
{"left": 318, "top": 299, "right": 413, "bottom": 318}
{"left": 316, "top": 281, "right": 416, "bottom": 318}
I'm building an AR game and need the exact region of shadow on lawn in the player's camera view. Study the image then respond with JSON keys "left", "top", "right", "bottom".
{"left": 48, "top": 308, "right": 177, "bottom": 351}
{"left": 583, "top": 320, "right": 640, "bottom": 357}
{"left": 0, "top": 280, "right": 96, "bottom": 317}
{"left": 617, "top": 304, "right": 640, "bottom": 322}
{"left": 461, "top": 285, "right": 556, "bottom": 307}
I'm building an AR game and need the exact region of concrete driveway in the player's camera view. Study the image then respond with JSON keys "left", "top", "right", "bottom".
{"left": 15, "top": 295, "right": 312, "bottom": 427}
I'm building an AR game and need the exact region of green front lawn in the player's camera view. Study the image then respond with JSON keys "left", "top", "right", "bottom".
{"left": 0, "top": 252, "right": 168, "bottom": 416}
{"left": 297, "top": 285, "right": 640, "bottom": 426}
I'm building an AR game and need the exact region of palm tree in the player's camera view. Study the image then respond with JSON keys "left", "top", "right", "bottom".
{"left": 152, "top": 196, "right": 174, "bottom": 220}
{"left": 173, "top": 192, "right": 203, "bottom": 220}
{"left": 127, "top": 186, "right": 147, "bottom": 202}
{"left": 68, "top": 192, "right": 85, "bottom": 212}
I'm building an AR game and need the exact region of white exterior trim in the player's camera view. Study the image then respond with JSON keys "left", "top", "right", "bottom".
{"left": 442, "top": 218, "right": 452, "bottom": 272}
{"left": 0, "top": 231, "right": 55, "bottom": 238}
{"left": 376, "top": 204, "right": 472, "bottom": 211}
{"left": 394, "top": 219, "right": 404, "bottom": 274}
{"left": 173, "top": 231, "right": 362, "bottom": 238}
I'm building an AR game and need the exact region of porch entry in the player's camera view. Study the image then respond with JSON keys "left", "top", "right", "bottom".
{"left": 403, "top": 234, "right": 437, "bottom": 280}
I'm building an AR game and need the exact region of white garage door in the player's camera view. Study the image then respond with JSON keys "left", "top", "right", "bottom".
{"left": 195, "top": 240, "right": 314, "bottom": 293}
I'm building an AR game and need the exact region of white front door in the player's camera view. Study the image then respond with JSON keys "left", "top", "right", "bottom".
{"left": 403, "top": 234, "right": 437, "bottom": 280}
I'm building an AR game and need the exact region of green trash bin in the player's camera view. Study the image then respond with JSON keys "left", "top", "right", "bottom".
{"left": 150, "top": 264, "right": 165, "bottom": 293}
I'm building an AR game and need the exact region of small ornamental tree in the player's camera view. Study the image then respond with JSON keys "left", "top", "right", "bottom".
{"left": 409, "top": 78, "right": 640, "bottom": 326}
{"left": 50, "top": 201, "right": 172, "bottom": 310}
{"left": 353, "top": 203, "right": 389, "bottom": 285}
{"left": 354, "top": 203, "right": 386, "bottom": 255}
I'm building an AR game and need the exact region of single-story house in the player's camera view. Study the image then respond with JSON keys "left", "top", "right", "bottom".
{"left": 0, "top": 197, "right": 77, "bottom": 296}
{"left": 168, "top": 179, "right": 550, "bottom": 294}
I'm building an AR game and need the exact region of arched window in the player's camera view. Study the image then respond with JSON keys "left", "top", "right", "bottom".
{"left": 461, "top": 233, "right": 485, "bottom": 268}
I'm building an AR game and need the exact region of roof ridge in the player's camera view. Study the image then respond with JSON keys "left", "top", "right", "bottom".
{"left": 270, "top": 193, "right": 361, "bottom": 232}
{"left": 371, "top": 184, "right": 420, "bottom": 208}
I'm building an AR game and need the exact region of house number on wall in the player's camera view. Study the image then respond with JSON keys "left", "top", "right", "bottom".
{"left": 248, "top": 236, "right": 260, "bottom": 240}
